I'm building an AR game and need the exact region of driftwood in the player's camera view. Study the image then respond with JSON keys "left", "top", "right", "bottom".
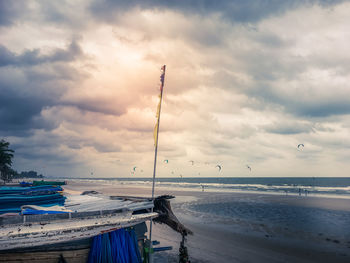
{"left": 153, "top": 195, "right": 193, "bottom": 236}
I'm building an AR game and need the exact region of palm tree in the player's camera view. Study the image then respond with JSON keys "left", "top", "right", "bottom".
{"left": 0, "top": 139, "right": 15, "bottom": 183}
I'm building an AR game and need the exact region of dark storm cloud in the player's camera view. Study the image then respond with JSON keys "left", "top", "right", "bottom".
{"left": 0, "top": 40, "right": 86, "bottom": 136}
{"left": 264, "top": 121, "right": 314, "bottom": 135}
{"left": 0, "top": 88, "right": 55, "bottom": 136}
{"left": 0, "top": 0, "right": 28, "bottom": 26}
{"left": 64, "top": 98, "right": 127, "bottom": 116}
{"left": 242, "top": 81, "right": 350, "bottom": 118}
{"left": 0, "top": 1, "right": 87, "bottom": 29}
{"left": 289, "top": 100, "right": 350, "bottom": 117}
{"left": 0, "top": 40, "right": 83, "bottom": 67}
{"left": 0, "top": 39, "right": 127, "bottom": 138}
{"left": 239, "top": 84, "right": 350, "bottom": 118}
{"left": 89, "top": 0, "right": 345, "bottom": 24}
{"left": 12, "top": 137, "right": 79, "bottom": 165}
{"left": 211, "top": 43, "right": 350, "bottom": 118}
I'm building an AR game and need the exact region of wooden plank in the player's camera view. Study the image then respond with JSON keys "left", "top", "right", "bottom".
{"left": 0, "top": 213, "right": 158, "bottom": 251}
{"left": 0, "top": 248, "right": 89, "bottom": 263}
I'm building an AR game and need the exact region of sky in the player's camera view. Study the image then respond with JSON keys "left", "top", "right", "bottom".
{"left": 1, "top": 0, "right": 350, "bottom": 178}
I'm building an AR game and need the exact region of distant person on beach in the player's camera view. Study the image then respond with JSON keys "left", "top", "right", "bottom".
{"left": 299, "top": 188, "right": 301, "bottom": 196}
{"left": 201, "top": 185, "right": 205, "bottom": 192}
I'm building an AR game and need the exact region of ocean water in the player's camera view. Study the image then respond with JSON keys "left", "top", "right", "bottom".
{"left": 65, "top": 177, "right": 350, "bottom": 198}
{"left": 61, "top": 176, "right": 350, "bottom": 245}
{"left": 188, "top": 199, "right": 350, "bottom": 242}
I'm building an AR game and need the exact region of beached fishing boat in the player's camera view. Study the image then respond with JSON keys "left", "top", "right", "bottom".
{"left": 0, "top": 182, "right": 153, "bottom": 259}
{"left": 0, "top": 188, "right": 190, "bottom": 262}
{"left": 0, "top": 191, "right": 155, "bottom": 262}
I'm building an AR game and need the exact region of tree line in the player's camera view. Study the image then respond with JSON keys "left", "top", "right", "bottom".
{"left": 0, "top": 139, "right": 44, "bottom": 184}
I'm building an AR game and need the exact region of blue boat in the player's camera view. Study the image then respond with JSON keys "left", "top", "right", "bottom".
{"left": 0, "top": 185, "right": 65, "bottom": 214}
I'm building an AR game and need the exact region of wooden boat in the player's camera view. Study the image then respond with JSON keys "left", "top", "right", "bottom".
{"left": 0, "top": 192, "right": 157, "bottom": 262}
{"left": 0, "top": 210, "right": 157, "bottom": 251}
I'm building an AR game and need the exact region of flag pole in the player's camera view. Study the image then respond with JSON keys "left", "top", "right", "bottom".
{"left": 149, "top": 65, "right": 166, "bottom": 262}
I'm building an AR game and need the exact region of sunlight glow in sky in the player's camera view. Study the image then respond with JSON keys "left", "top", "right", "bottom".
{"left": 1, "top": 0, "right": 350, "bottom": 178}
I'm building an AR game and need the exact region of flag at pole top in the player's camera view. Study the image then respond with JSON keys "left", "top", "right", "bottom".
{"left": 154, "top": 65, "right": 166, "bottom": 147}
{"left": 160, "top": 65, "right": 166, "bottom": 91}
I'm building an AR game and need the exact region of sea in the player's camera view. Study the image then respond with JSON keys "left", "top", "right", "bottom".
{"left": 63, "top": 177, "right": 350, "bottom": 198}
{"left": 59, "top": 177, "right": 350, "bottom": 247}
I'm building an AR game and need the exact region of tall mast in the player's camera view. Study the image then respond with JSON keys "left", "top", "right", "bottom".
{"left": 151, "top": 65, "right": 166, "bottom": 201}
{"left": 149, "top": 65, "right": 166, "bottom": 262}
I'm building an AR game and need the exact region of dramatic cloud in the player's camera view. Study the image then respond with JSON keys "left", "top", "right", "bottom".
{"left": 0, "top": 40, "right": 83, "bottom": 67}
{"left": 0, "top": 1, "right": 29, "bottom": 26}
{"left": 89, "top": 0, "right": 346, "bottom": 24}
{"left": 0, "top": 39, "right": 87, "bottom": 136}
{"left": 1, "top": 0, "right": 350, "bottom": 177}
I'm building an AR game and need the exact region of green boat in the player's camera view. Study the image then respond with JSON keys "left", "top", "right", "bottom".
{"left": 33, "top": 180, "right": 66, "bottom": 186}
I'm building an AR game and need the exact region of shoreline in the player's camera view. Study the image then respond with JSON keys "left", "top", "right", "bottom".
{"left": 12, "top": 177, "right": 350, "bottom": 200}
{"left": 63, "top": 180, "right": 350, "bottom": 212}
{"left": 61, "top": 177, "right": 350, "bottom": 200}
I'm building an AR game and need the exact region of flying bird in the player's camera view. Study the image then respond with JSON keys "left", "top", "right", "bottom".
{"left": 133, "top": 166, "right": 137, "bottom": 172}
{"left": 246, "top": 165, "right": 251, "bottom": 171}
{"left": 189, "top": 160, "right": 194, "bottom": 165}
{"left": 216, "top": 165, "right": 222, "bottom": 172}
{"left": 297, "top": 144, "right": 304, "bottom": 149}
{"left": 164, "top": 159, "right": 169, "bottom": 164}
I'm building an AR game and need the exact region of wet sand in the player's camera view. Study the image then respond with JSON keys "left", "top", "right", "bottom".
{"left": 64, "top": 181, "right": 350, "bottom": 263}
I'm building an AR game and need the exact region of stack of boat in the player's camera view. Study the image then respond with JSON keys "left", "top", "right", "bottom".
{"left": 0, "top": 184, "right": 66, "bottom": 214}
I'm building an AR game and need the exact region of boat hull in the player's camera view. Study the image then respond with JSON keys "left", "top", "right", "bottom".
{"left": 0, "top": 248, "right": 90, "bottom": 263}
{"left": 0, "top": 210, "right": 157, "bottom": 251}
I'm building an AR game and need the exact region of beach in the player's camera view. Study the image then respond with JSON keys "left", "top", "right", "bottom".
{"left": 64, "top": 180, "right": 350, "bottom": 263}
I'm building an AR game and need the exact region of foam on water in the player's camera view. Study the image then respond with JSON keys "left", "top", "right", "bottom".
{"left": 56, "top": 177, "right": 350, "bottom": 198}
